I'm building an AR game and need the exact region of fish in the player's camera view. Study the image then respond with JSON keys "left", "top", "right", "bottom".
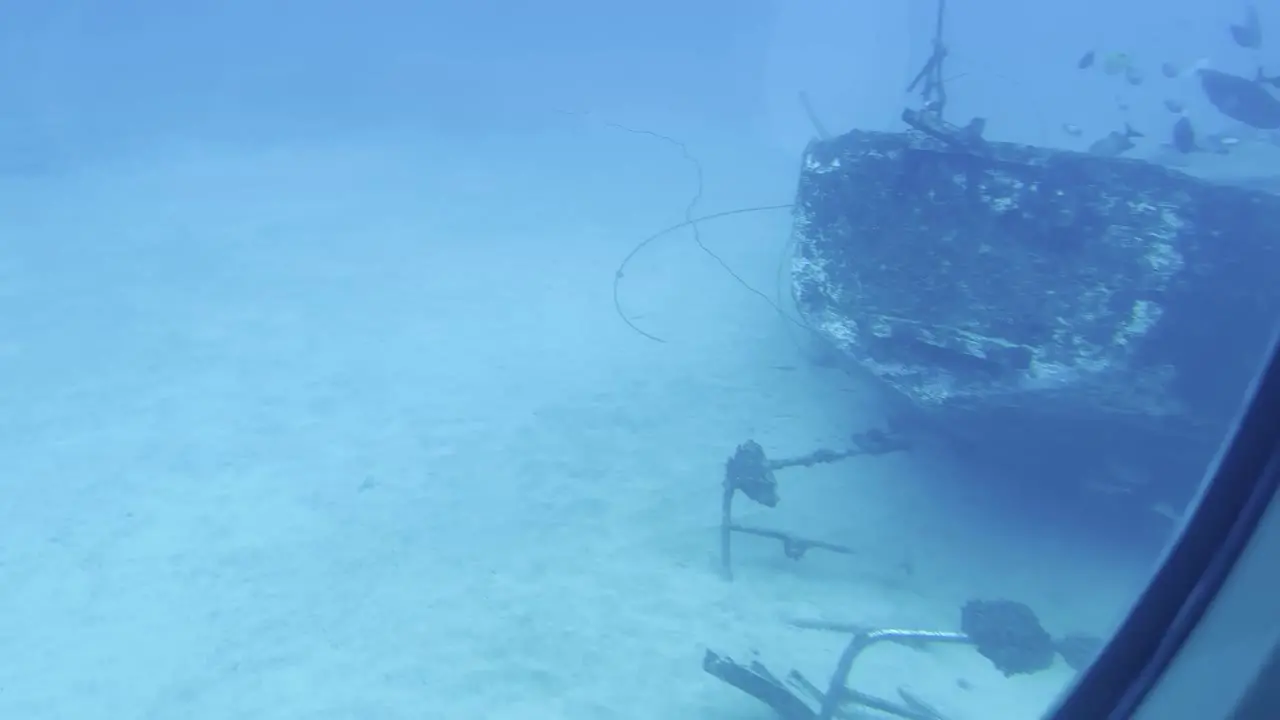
{"left": 1230, "top": 5, "right": 1262, "bottom": 49}
{"left": 1198, "top": 68, "right": 1280, "bottom": 129}
{"left": 1125, "top": 65, "right": 1145, "bottom": 86}
{"left": 1172, "top": 116, "right": 1197, "bottom": 153}
{"left": 1161, "top": 61, "right": 1181, "bottom": 79}
{"left": 1088, "top": 123, "right": 1143, "bottom": 156}
{"left": 1061, "top": 123, "right": 1083, "bottom": 137}
{"left": 1077, "top": 50, "right": 1096, "bottom": 70}
{"left": 1164, "top": 98, "right": 1185, "bottom": 113}
{"left": 1200, "top": 132, "right": 1241, "bottom": 155}
{"left": 1102, "top": 52, "right": 1131, "bottom": 76}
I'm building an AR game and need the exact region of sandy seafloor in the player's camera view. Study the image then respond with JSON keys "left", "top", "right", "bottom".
{"left": 0, "top": 123, "right": 1171, "bottom": 720}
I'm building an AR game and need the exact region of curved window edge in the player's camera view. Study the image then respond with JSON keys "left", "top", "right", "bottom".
{"left": 1049, "top": 328, "right": 1280, "bottom": 719}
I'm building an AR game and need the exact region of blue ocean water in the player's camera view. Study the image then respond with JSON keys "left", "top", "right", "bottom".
{"left": 0, "top": 1, "right": 1272, "bottom": 718}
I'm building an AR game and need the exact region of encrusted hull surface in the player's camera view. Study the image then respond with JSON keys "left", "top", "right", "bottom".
{"left": 791, "top": 130, "right": 1280, "bottom": 443}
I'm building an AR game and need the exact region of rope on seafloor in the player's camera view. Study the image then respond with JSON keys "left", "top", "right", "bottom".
{"left": 610, "top": 204, "right": 797, "bottom": 343}
{"left": 555, "top": 111, "right": 802, "bottom": 344}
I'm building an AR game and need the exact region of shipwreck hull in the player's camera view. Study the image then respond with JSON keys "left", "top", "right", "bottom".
{"left": 791, "top": 129, "right": 1280, "bottom": 452}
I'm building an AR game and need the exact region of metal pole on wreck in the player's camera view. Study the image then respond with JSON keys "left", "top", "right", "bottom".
{"left": 906, "top": 0, "right": 949, "bottom": 120}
